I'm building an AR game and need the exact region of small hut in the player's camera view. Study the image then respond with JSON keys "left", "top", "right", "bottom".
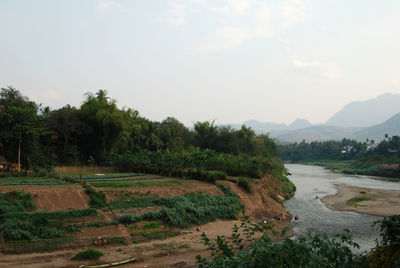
{"left": 0, "top": 155, "right": 10, "bottom": 171}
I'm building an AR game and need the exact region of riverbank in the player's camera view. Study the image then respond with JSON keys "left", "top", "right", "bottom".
{"left": 301, "top": 160, "right": 400, "bottom": 181}
{"left": 321, "top": 184, "right": 400, "bottom": 216}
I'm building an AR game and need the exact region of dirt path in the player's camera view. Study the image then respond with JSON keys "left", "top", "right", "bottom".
{"left": 0, "top": 218, "right": 292, "bottom": 268}
{"left": 321, "top": 184, "right": 400, "bottom": 216}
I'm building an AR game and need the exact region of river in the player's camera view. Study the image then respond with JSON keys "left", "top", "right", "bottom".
{"left": 284, "top": 164, "right": 400, "bottom": 251}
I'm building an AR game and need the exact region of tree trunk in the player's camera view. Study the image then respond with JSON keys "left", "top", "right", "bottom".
{"left": 17, "top": 129, "right": 21, "bottom": 172}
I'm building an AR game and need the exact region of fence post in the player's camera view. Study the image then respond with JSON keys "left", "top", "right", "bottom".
{"left": 0, "top": 232, "right": 3, "bottom": 252}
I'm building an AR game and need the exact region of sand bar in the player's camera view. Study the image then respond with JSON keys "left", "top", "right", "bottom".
{"left": 321, "top": 184, "right": 400, "bottom": 216}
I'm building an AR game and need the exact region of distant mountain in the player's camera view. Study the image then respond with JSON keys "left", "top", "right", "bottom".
{"left": 288, "top": 118, "right": 312, "bottom": 130}
{"left": 326, "top": 93, "right": 400, "bottom": 127}
{"left": 242, "top": 120, "right": 287, "bottom": 133}
{"left": 224, "top": 119, "right": 313, "bottom": 134}
{"left": 274, "top": 125, "right": 362, "bottom": 143}
{"left": 351, "top": 113, "right": 400, "bottom": 141}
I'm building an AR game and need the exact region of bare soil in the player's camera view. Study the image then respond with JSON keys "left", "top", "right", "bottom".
{"left": 0, "top": 185, "right": 90, "bottom": 211}
{"left": 321, "top": 184, "right": 400, "bottom": 216}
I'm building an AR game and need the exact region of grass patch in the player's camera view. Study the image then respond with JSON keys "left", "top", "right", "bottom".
{"left": 71, "top": 248, "right": 103, "bottom": 260}
{"left": 143, "top": 221, "right": 160, "bottom": 230}
{"left": 131, "top": 229, "right": 180, "bottom": 242}
{"left": 347, "top": 195, "right": 382, "bottom": 207}
{"left": 371, "top": 177, "right": 400, "bottom": 182}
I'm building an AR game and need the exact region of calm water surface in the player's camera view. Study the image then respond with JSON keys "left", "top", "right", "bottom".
{"left": 284, "top": 164, "right": 400, "bottom": 251}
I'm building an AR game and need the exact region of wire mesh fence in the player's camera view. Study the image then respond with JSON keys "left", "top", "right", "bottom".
{"left": 0, "top": 234, "right": 128, "bottom": 254}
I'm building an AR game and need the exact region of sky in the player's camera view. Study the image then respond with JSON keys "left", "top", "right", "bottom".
{"left": 1, "top": 0, "right": 400, "bottom": 126}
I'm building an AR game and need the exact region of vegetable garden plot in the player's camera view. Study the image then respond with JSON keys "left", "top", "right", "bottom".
{"left": 83, "top": 176, "right": 167, "bottom": 182}
{"left": 0, "top": 177, "right": 72, "bottom": 186}
{"left": 68, "top": 173, "right": 146, "bottom": 180}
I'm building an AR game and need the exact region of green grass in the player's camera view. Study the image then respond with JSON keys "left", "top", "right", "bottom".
{"left": 71, "top": 248, "right": 103, "bottom": 260}
{"left": 143, "top": 221, "right": 160, "bottom": 230}
{"left": 152, "top": 242, "right": 189, "bottom": 249}
{"left": 370, "top": 177, "right": 400, "bottom": 182}
{"left": 91, "top": 179, "right": 193, "bottom": 188}
{"left": 131, "top": 229, "right": 180, "bottom": 242}
{"left": 347, "top": 195, "right": 382, "bottom": 207}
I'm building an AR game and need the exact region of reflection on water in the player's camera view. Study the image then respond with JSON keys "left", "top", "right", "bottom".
{"left": 284, "top": 164, "right": 400, "bottom": 251}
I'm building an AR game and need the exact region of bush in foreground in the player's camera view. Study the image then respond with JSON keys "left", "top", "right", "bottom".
{"left": 71, "top": 248, "right": 103, "bottom": 260}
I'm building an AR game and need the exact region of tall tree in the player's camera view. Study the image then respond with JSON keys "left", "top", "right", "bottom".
{"left": 0, "top": 86, "right": 40, "bottom": 171}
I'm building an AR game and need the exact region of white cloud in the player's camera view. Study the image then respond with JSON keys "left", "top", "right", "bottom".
{"left": 226, "top": 0, "right": 254, "bottom": 13}
{"left": 293, "top": 59, "right": 342, "bottom": 79}
{"left": 98, "top": 0, "right": 125, "bottom": 11}
{"left": 161, "top": 0, "right": 306, "bottom": 52}
{"left": 194, "top": 2, "right": 273, "bottom": 52}
{"left": 281, "top": 0, "right": 306, "bottom": 28}
{"left": 162, "top": 0, "right": 188, "bottom": 27}
{"left": 194, "top": 27, "right": 251, "bottom": 52}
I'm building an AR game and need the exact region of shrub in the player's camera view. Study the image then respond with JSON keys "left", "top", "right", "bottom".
{"left": 143, "top": 221, "right": 160, "bottom": 229}
{"left": 84, "top": 185, "right": 107, "bottom": 208}
{"left": 238, "top": 178, "right": 251, "bottom": 192}
{"left": 71, "top": 248, "right": 103, "bottom": 260}
{"left": 196, "top": 225, "right": 366, "bottom": 268}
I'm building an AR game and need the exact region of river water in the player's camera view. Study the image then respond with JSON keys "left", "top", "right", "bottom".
{"left": 284, "top": 164, "right": 400, "bottom": 251}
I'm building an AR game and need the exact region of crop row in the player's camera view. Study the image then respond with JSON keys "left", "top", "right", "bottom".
{"left": 67, "top": 173, "right": 145, "bottom": 180}
{"left": 119, "top": 185, "right": 243, "bottom": 228}
{"left": 83, "top": 176, "right": 167, "bottom": 182}
{"left": 0, "top": 179, "right": 72, "bottom": 186}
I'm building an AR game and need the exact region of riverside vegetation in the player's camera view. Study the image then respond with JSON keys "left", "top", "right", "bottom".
{"left": 280, "top": 136, "right": 400, "bottom": 179}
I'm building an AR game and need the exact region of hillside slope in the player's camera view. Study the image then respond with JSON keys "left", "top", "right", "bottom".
{"left": 326, "top": 93, "right": 400, "bottom": 127}
{"left": 275, "top": 125, "right": 361, "bottom": 143}
{"left": 351, "top": 113, "right": 400, "bottom": 141}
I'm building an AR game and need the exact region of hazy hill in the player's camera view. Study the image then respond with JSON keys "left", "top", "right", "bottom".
{"left": 326, "top": 93, "right": 400, "bottom": 127}
{"left": 242, "top": 120, "right": 287, "bottom": 133}
{"left": 351, "top": 113, "right": 400, "bottom": 141}
{"left": 288, "top": 118, "right": 313, "bottom": 130}
{"left": 225, "top": 119, "right": 312, "bottom": 134}
{"left": 274, "top": 125, "right": 361, "bottom": 143}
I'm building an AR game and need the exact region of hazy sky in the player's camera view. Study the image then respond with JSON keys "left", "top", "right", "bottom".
{"left": 1, "top": 0, "right": 400, "bottom": 126}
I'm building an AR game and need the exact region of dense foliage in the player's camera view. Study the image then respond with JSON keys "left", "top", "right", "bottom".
{"left": 111, "top": 148, "right": 283, "bottom": 179}
{"left": 0, "top": 87, "right": 283, "bottom": 178}
{"left": 196, "top": 215, "right": 400, "bottom": 268}
{"left": 119, "top": 185, "right": 242, "bottom": 228}
{"left": 197, "top": 230, "right": 366, "bottom": 268}
{"left": 281, "top": 136, "right": 400, "bottom": 177}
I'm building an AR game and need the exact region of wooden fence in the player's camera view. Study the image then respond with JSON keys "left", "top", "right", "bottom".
{"left": 54, "top": 166, "right": 118, "bottom": 176}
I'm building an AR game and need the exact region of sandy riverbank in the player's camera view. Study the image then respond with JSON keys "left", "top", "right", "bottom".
{"left": 321, "top": 184, "right": 400, "bottom": 216}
